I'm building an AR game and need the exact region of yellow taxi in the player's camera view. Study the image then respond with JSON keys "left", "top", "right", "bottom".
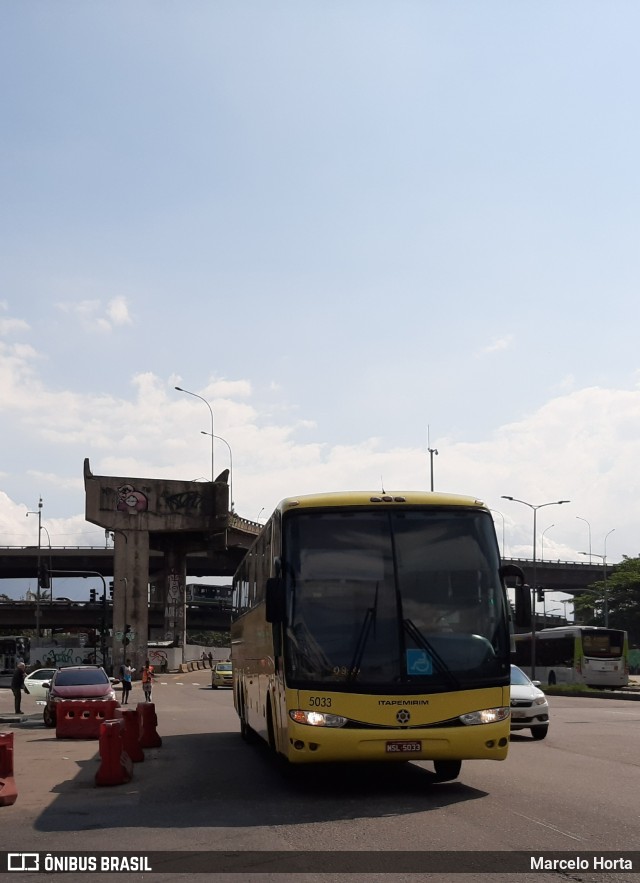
{"left": 211, "top": 661, "right": 233, "bottom": 689}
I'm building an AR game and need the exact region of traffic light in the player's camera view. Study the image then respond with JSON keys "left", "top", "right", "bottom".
{"left": 537, "top": 588, "right": 544, "bottom": 603}
{"left": 109, "top": 581, "right": 114, "bottom": 599}
{"left": 124, "top": 624, "right": 131, "bottom": 646}
{"left": 89, "top": 589, "right": 97, "bottom": 603}
{"left": 38, "top": 563, "right": 50, "bottom": 589}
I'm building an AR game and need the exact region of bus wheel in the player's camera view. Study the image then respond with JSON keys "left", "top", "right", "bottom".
{"left": 531, "top": 726, "right": 548, "bottom": 740}
{"left": 433, "top": 760, "right": 461, "bottom": 782}
{"left": 548, "top": 672, "right": 556, "bottom": 685}
{"left": 266, "top": 702, "right": 276, "bottom": 753}
{"left": 239, "top": 694, "right": 256, "bottom": 743}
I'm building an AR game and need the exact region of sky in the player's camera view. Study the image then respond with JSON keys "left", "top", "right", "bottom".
{"left": 2, "top": 2, "right": 640, "bottom": 605}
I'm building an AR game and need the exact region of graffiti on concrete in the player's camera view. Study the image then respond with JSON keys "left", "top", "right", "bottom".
{"left": 161, "top": 490, "right": 203, "bottom": 513}
{"left": 41, "top": 647, "right": 88, "bottom": 667}
{"left": 148, "top": 649, "right": 168, "bottom": 671}
{"left": 116, "top": 484, "right": 149, "bottom": 513}
{"left": 164, "top": 571, "right": 185, "bottom": 645}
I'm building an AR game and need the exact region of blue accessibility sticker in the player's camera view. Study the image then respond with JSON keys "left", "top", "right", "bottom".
{"left": 406, "top": 649, "right": 433, "bottom": 675}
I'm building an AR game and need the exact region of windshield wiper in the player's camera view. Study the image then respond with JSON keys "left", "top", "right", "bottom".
{"left": 346, "top": 583, "right": 379, "bottom": 682}
{"left": 403, "top": 618, "right": 460, "bottom": 689}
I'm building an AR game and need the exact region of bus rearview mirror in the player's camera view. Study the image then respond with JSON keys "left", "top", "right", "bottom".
{"left": 265, "top": 577, "right": 285, "bottom": 623}
{"left": 499, "top": 563, "right": 531, "bottom": 627}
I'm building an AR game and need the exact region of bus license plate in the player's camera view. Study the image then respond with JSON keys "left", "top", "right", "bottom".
{"left": 386, "top": 740, "right": 422, "bottom": 754}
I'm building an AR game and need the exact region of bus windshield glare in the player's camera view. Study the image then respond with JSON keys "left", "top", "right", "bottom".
{"left": 282, "top": 508, "right": 509, "bottom": 692}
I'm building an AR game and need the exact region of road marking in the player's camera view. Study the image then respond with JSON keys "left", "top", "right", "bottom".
{"left": 512, "top": 812, "right": 587, "bottom": 842}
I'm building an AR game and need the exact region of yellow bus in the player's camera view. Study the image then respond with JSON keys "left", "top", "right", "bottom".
{"left": 231, "top": 491, "right": 528, "bottom": 782}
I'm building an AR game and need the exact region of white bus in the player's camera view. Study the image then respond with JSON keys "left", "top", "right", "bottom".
{"left": 513, "top": 626, "right": 629, "bottom": 689}
{"left": 0, "top": 635, "right": 30, "bottom": 687}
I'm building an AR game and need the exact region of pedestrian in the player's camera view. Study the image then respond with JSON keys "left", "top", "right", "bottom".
{"left": 141, "top": 660, "right": 154, "bottom": 702}
{"left": 208, "top": 651, "right": 213, "bottom": 668}
{"left": 201, "top": 651, "right": 208, "bottom": 668}
{"left": 120, "top": 659, "right": 134, "bottom": 704}
{"left": 11, "top": 662, "right": 29, "bottom": 715}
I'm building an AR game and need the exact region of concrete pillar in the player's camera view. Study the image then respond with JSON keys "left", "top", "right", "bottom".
{"left": 112, "top": 529, "right": 149, "bottom": 678}
{"left": 163, "top": 550, "right": 187, "bottom": 657}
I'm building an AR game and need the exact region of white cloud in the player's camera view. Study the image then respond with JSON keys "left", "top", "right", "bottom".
{"left": 2, "top": 356, "right": 640, "bottom": 573}
{"left": 106, "top": 297, "right": 133, "bottom": 326}
{"left": 477, "top": 335, "right": 514, "bottom": 357}
{"left": 56, "top": 297, "right": 133, "bottom": 332}
{"left": 0, "top": 317, "right": 30, "bottom": 335}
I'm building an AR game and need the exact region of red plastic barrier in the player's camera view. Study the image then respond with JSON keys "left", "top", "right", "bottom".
{"left": 137, "top": 702, "right": 162, "bottom": 748}
{"left": 95, "top": 720, "right": 133, "bottom": 787}
{"left": 0, "top": 732, "right": 18, "bottom": 807}
{"left": 113, "top": 707, "right": 144, "bottom": 762}
{"left": 56, "top": 700, "right": 119, "bottom": 739}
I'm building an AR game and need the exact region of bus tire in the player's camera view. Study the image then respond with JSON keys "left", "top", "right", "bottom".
{"left": 531, "top": 725, "right": 548, "bottom": 740}
{"left": 433, "top": 760, "right": 461, "bottom": 782}
{"left": 548, "top": 672, "right": 556, "bottom": 685}
{"left": 239, "top": 693, "right": 256, "bottom": 744}
{"left": 266, "top": 701, "right": 276, "bottom": 753}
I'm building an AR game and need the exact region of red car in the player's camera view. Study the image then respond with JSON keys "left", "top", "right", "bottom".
{"left": 42, "top": 665, "right": 119, "bottom": 728}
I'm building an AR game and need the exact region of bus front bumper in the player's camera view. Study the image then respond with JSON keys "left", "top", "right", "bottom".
{"left": 283, "top": 720, "right": 510, "bottom": 764}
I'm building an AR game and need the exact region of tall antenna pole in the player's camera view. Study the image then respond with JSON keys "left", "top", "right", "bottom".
{"left": 427, "top": 426, "right": 438, "bottom": 491}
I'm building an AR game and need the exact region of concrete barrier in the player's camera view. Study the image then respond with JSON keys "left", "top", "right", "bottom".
{"left": 95, "top": 720, "right": 133, "bottom": 787}
{"left": 0, "top": 732, "right": 18, "bottom": 806}
{"left": 56, "top": 700, "right": 119, "bottom": 739}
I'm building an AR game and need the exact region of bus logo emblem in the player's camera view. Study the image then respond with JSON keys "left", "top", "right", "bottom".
{"left": 396, "top": 709, "right": 411, "bottom": 724}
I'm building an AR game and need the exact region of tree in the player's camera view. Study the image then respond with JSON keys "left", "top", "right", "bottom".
{"left": 573, "top": 555, "right": 640, "bottom": 645}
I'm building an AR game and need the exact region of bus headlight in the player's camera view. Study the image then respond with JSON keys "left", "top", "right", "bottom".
{"left": 459, "top": 707, "right": 510, "bottom": 726}
{"left": 289, "top": 710, "right": 348, "bottom": 727}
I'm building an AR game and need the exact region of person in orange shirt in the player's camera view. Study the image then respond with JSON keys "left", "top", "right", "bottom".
{"left": 141, "top": 660, "right": 154, "bottom": 701}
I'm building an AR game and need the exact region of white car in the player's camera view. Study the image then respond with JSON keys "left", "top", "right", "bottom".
{"left": 510, "top": 664, "right": 549, "bottom": 740}
{"left": 24, "top": 667, "right": 58, "bottom": 701}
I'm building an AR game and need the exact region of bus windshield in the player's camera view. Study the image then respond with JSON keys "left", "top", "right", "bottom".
{"left": 582, "top": 630, "right": 625, "bottom": 658}
{"left": 282, "top": 508, "right": 508, "bottom": 692}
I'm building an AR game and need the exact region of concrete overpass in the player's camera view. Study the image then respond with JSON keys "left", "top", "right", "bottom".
{"left": 0, "top": 546, "right": 244, "bottom": 582}
{"left": 0, "top": 601, "right": 230, "bottom": 632}
{"left": 0, "top": 549, "right": 613, "bottom": 594}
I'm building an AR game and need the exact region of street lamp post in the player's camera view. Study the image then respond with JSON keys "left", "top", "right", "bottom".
{"left": 576, "top": 516, "right": 592, "bottom": 564}
{"left": 580, "top": 528, "right": 615, "bottom": 627}
{"left": 175, "top": 386, "right": 215, "bottom": 482}
{"left": 201, "top": 432, "right": 233, "bottom": 511}
{"left": 559, "top": 598, "right": 573, "bottom": 621}
{"left": 40, "top": 526, "right": 53, "bottom": 604}
{"left": 541, "top": 524, "right": 555, "bottom": 563}
{"left": 502, "top": 496, "right": 570, "bottom": 679}
{"left": 26, "top": 497, "right": 44, "bottom": 637}
{"left": 489, "top": 509, "right": 506, "bottom": 558}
